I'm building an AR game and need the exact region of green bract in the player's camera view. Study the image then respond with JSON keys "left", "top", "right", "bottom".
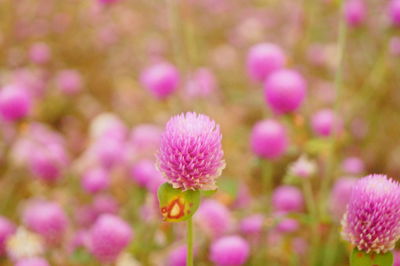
{"left": 157, "top": 183, "right": 201, "bottom": 222}
{"left": 350, "top": 249, "right": 393, "bottom": 266}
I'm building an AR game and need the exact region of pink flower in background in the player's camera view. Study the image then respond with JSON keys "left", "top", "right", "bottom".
{"left": 29, "top": 43, "right": 51, "bottom": 64}
{"left": 157, "top": 112, "right": 225, "bottom": 191}
{"left": 246, "top": 43, "right": 286, "bottom": 82}
{"left": 344, "top": 0, "right": 366, "bottom": 27}
{"left": 195, "top": 200, "right": 232, "bottom": 238}
{"left": 341, "top": 174, "right": 400, "bottom": 253}
{"left": 56, "top": 69, "right": 83, "bottom": 95}
{"left": 341, "top": 156, "right": 365, "bottom": 175}
{"left": 263, "top": 69, "right": 307, "bottom": 114}
{"left": 88, "top": 214, "right": 133, "bottom": 262}
{"left": 272, "top": 186, "right": 304, "bottom": 213}
{"left": 15, "top": 257, "right": 49, "bottom": 266}
{"left": 330, "top": 177, "right": 357, "bottom": 220}
{"left": 23, "top": 200, "right": 68, "bottom": 244}
{"left": 0, "top": 217, "right": 16, "bottom": 256}
{"left": 276, "top": 218, "right": 299, "bottom": 233}
{"left": 82, "top": 167, "right": 110, "bottom": 194}
{"left": 250, "top": 119, "right": 288, "bottom": 160}
{"left": 130, "top": 159, "right": 163, "bottom": 190}
{"left": 141, "top": 62, "right": 180, "bottom": 100}
{"left": 90, "top": 113, "right": 127, "bottom": 141}
{"left": 130, "top": 124, "right": 161, "bottom": 154}
{"left": 239, "top": 214, "right": 264, "bottom": 236}
{"left": 389, "top": 0, "right": 400, "bottom": 26}
{"left": 185, "top": 68, "right": 217, "bottom": 98}
{"left": 0, "top": 84, "right": 32, "bottom": 122}
{"left": 168, "top": 245, "right": 187, "bottom": 266}
{"left": 311, "top": 109, "right": 340, "bottom": 137}
{"left": 210, "top": 235, "right": 250, "bottom": 266}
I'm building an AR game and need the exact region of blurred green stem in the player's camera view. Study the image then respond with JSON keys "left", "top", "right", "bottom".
{"left": 319, "top": 0, "right": 347, "bottom": 217}
{"left": 323, "top": 225, "right": 339, "bottom": 266}
{"left": 187, "top": 217, "right": 194, "bottom": 266}
{"left": 303, "top": 179, "right": 318, "bottom": 266}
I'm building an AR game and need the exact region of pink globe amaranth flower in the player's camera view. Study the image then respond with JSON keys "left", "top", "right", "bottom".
{"left": 88, "top": 214, "right": 133, "bottom": 262}
{"left": 82, "top": 167, "right": 110, "bottom": 194}
{"left": 23, "top": 200, "right": 68, "bottom": 244}
{"left": 311, "top": 109, "right": 340, "bottom": 137}
{"left": 15, "top": 257, "right": 49, "bottom": 266}
{"left": 130, "top": 124, "right": 161, "bottom": 154}
{"left": 341, "top": 174, "right": 400, "bottom": 253}
{"left": 250, "top": 119, "right": 288, "bottom": 160}
{"left": 0, "top": 216, "right": 16, "bottom": 256}
{"left": 29, "top": 43, "right": 51, "bottom": 64}
{"left": 29, "top": 145, "right": 68, "bottom": 183}
{"left": 92, "top": 138, "right": 124, "bottom": 169}
{"left": 342, "top": 156, "right": 365, "bottom": 175}
{"left": 246, "top": 43, "right": 286, "bottom": 82}
{"left": 390, "top": 36, "right": 400, "bottom": 56}
{"left": 0, "top": 85, "right": 32, "bottom": 122}
{"left": 210, "top": 235, "right": 250, "bottom": 266}
{"left": 157, "top": 112, "right": 225, "bottom": 191}
{"left": 185, "top": 67, "right": 217, "bottom": 98}
{"left": 330, "top": 177, "right": 357, "bottom": 220}
{"left": 276, "top": 218, "right": 299, "bottom": 233}
{"left": 239, "top": 214, "right": 264, "bottom": 236}
{"left": 140, "top": 62, "right": 180, "bottom": 100}
{"left": 130, "top": 159, "right": 163, "bottom": 189}
{"left": 195, "top": 199, "right": 232, "bottom": 238}
{"left": 272, "top": 186, "right": 304, "bottom": 213}
{"left": 344, "top": 0, "right": 366, "bottom": 27}
{"left": 263, "top": 69, "right": 307, "bottom": 114}
{"left": 56, "top": 69, "right": 83, "bottom": 95}
{"left": 389, "top": 0, "right": 400, "bottom": 26}
{"left": 90, "top": 113, "right": 127, "bottom": 141}
{"left": 168, "top": 245, "right": 187, "bottom": 266}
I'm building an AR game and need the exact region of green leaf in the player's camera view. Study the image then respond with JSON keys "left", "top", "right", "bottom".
{"left": 350, "top": 248, "right": 393, "bottom": 266}
{"left": 157, "top": 183, "right": 200, "bottom": 222}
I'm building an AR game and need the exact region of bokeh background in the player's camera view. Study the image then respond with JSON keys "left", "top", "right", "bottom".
{"left": 1, "top": 0, "right": 400, "bottom": 265}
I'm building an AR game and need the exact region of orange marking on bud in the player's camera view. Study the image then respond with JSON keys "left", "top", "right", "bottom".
{"left": 161, "top": 197, "right": 186, "bottom": 220}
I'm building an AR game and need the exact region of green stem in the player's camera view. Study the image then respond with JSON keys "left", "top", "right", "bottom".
{"left": 302, "top": 179, "right": 318, "bottom": 266}
{"left": 319, "top": 0, "right": 347, "bottom": 217}
{"left": 187, "top": 217, "right": 194, "bottom": 266}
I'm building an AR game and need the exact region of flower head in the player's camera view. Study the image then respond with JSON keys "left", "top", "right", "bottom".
{"left": 157, "top": 112, "right": 225, "bottom": 191}
{"left": 22, "top": 200, "right": 68, "bottom": 244}
{"left": 289, "top": 155, "right": 317, "bottom": 178}
{"left": 246, "top": 43, "right": 286, "bottom": 82}
{"left": 140, "top": 62, "right": 180, "bottom": 100}
{"left": 0, "top": 216, "right": 15, "bottom": 256}
{"left": 263, "top": 69, "right": 307, "bottom": 114}
{"left": 210, "top": 235, "right": 250, "bottom": 266}
{"left": 250, "top": 119, "right": 288, "bottom": 160}
{"left": 341, "top": 174, "right": 400, "bottom": 253}
{"left": 195, "top": 199, "right": 232, "bottom": 238}
{"left": 272, "top": 186, "right": 304, "bottom": 213}
{"left": 88, "top": 214, "right": 133, "bottom": 262}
